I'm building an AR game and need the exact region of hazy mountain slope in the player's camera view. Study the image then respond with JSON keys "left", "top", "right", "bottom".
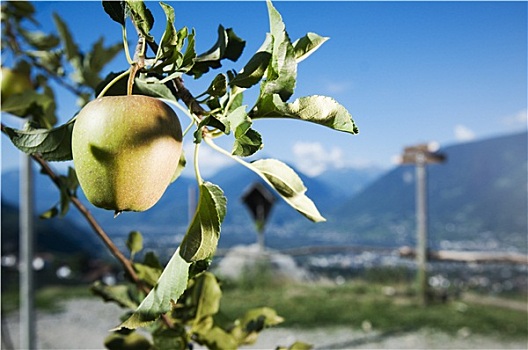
{"left": 315, "top": 166, "right": 384, "bottom": 197}
{"left": 1, "top": 169, "right": 195, "bottom": 237}
{"left": 2, "top": 131, "right": 526, "bottom": 251}
{"left": 332, "top": 131, "right": 528, "bottom": 250}
{"left": 1, "top": 200, "right": 105, "bottom": 257}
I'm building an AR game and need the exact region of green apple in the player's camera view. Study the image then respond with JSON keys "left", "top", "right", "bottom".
{"left": 1, "top": 67, "right": 33, "bottom": 100}
{"left": 72, "top": 95, "right": 183, "bottom": 213}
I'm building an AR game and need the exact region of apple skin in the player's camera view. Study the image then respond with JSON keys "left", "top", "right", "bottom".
{"left": 72, "top": 95, "right": 183, "bottom": 213}
{"left": 1, "top": 67, "right": 33, "bottom": 100}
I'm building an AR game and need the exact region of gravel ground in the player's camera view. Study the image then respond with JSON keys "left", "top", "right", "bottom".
{"left": 2, "top": 298, "right": 526, "bottom": 350}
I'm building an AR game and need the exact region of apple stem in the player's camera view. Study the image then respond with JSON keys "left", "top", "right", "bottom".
{"left": 97, "top": 69, "right": 131, "bottom": 99}
{"left": 122, "top": 26, "right": 134, "bottom": 65}
{"left": 127, "top": 63, "right": 139, "bottom": 96}
{"left": 194, "top": 142, "right": 204, "bottom": 186}
{"left": 126, "top": 31, "right": 147, "bottom": 96}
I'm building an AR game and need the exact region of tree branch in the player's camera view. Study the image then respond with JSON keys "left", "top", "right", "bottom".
{"left": 23, "top": 150, "right": 175, "bottom": 328}
{"left": 1, "top": 124, "right": 176, "bottom": 328}
{"left": 28, "top": 153, "right": 141, "bottom": 284}
{"left": 144, "top": 38, "right": 206, "bottom": 118}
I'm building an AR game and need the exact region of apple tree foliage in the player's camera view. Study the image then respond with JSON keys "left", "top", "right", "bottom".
{"left": 1, "top": 1, "right": 357, "bottom": 349}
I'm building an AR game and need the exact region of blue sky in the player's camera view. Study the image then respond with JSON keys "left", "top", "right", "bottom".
{"left": 2, "top": 1, "right": 527, "bottom": 177}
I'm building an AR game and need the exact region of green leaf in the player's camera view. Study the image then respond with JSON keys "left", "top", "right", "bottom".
{"left": 133, "top": 262, "right": 162, "bottom": 287}
{"left": 28, "top": 50, "right": 63, "bottom": 77}
{"left": 67, "top": 37, "right": 123, "bottom": 90}
{"left": 180, "top": 29, "right": 197, "bottom": 72}
{"left": 232, "top": 128, "right": 263, "bottom": 157}
{"left": 19, "top": 29, "right": 60, "bottom": 50}
{"left": 125, "top": 0, "right": 154, "bottom": 41}
{"left": 180, "top": 182, "right": 226, "bottom": 262}
{"left": 219, "top": 105, "right": 263, "bottom": 157}
{"left": 227, "top": 89, "right": 244, "bottom": 113}
{"left": 90, "top": 39, "right": 123, "bottom": 73}
{"left": 102, "top": 1, "right": 126, "bottom": 26}
{"left": 142, "top": 251, "right": 163, "bottom": 270}
{"left": 39, "top": 86, "right": 59, "bottom": 128}
{"left": 52, "top": 13, "right": 79, "bottom": 62}
{"left": 1, "top": 90, "right": 56, "bottom": 126}
{"left": 277, "top": 341, "right": 314, "bottom": 350}
{"left": 204, "top": 74, "right": 227, "bottom": 98}
{"left": 152, "top": 327, "right": 188, "bottom": 350}
{"left": 225, "top": 105, "right": 251, "bottom": 138}
{"left": 231, "top": 307, "right": 284, "bottom": 346}
{"left": 63, "top": 166, "right": 79, "bottom": 193}
{"left": 188, "top": 259, "right": 212, "bottom": 279}
{"left": 104, "top": 329, "right": 152, "bottom": 350}
{"left": 230, "top": 50, "right": 271, "bottom": 89}
{"left": 4, "top": 1, "right": 35, "bottom": 21}
{"left": 223, "top": 28, "right": 246, "bottom": 62}
{"left": 190, "top": 272, "right": 222, "bottom": 330}
{"left": 39, "top": 207, "right": 59, "bottom": 220}
{"left": 261, "top": 0, "right": 297, "bottom": 101}
{"left": 157, "top": 26, "right": 195, "bottom": 75}
{"left": 119, "top": 247, "right": 190, "bottom": 329}
{"left": 175, "top": 274, "right": 225, "bottom": 345}
{"left": 195, "top": 327, "right": 238, "bottom": 350}
{"left": 156, "top": 2, "right": 182, "bottom": 65}
{"left": 133, "top": 77, "right": 177, "bottom": 101}
{"left": 58, "top": 184, "right": 71, "bottom": 217}
{"left": 239, "top": 307, "right": 284, "bottom": 331}
{"left": 91, "top": 281, "right": 139, "bottom": 310}
{"left": 250, "top": 159, "right": 325, "bottom": 222}
{"left": 252, "top": 94, "right": 359, "bottom": 135}
{"left": 229, "top": 34, "right": 272, "bottom": 89}
{"left": 292, "top": 32, "right": 329, "bottom": 63}
{"left": 190, "top": 25, "right": 246, "bottom": 78}
{"left": 39, "top": 167, "right": 78, "bottom": 219}
{"left": 86, "top": 38, "right": 123, "bottom": 81}
{"left": 196, "top": 115, "right": 228, "bottom": 139}
{"left": 126, "top": 231, "right": 143, "bottom": 257}
{"left": 3, "top": 120, "right": 74, "bottom": 161}
{"left": 134, "top": 252, "right": 164, "bottom": 286}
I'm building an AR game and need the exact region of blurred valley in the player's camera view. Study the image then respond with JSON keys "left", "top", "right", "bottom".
{"left": 2, "top": 131, "right": 527, "bottom": 291}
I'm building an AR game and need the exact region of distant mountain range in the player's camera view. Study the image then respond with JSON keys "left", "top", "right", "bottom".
{"left": 2, "top": 131, "right": 526, "bottom": 256}
{"left": 1, "top": 201, "right": 105, "bottom": 258}
{"left": 1, "top": 153, "right": 381, "bottom": 251}
{"left": 330, "top": 131, "right": 528, "bottom": 251}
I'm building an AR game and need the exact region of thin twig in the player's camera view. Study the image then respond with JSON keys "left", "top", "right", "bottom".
{"left": 172, "top": 78, "right": 206, "bottom": 117}
{"left": 144, "top": 38, "right": 206, "bottom": 118}
{"left": 29, "top": 153, "right": 140, "bottom": 284}
{"left": 31, "top": 153, "right": 175, "bottom": 328}
{"left": 1, "top": 123, "right": 175, "bottom": 329}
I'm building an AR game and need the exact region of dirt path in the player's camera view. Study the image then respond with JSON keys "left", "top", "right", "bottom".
{"left": 2, "top": 298, "right": 526, "bottom": 350}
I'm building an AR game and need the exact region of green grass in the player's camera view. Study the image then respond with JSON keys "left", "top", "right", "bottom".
{"left": 2, "top": 272, "right": 527, "bottom": 342}
{"left": 219, "top": 273, "right": 528, "bottom": 340}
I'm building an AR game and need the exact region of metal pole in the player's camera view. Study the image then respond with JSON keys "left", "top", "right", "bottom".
{"left": 415, "top": 153, "right": 428, "bottom": 306}
{"left": 256, "top": 204, "right": 265, "bottom": 253}
{"left": 20, "top": 152, "right": 36, "bottom": 348}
